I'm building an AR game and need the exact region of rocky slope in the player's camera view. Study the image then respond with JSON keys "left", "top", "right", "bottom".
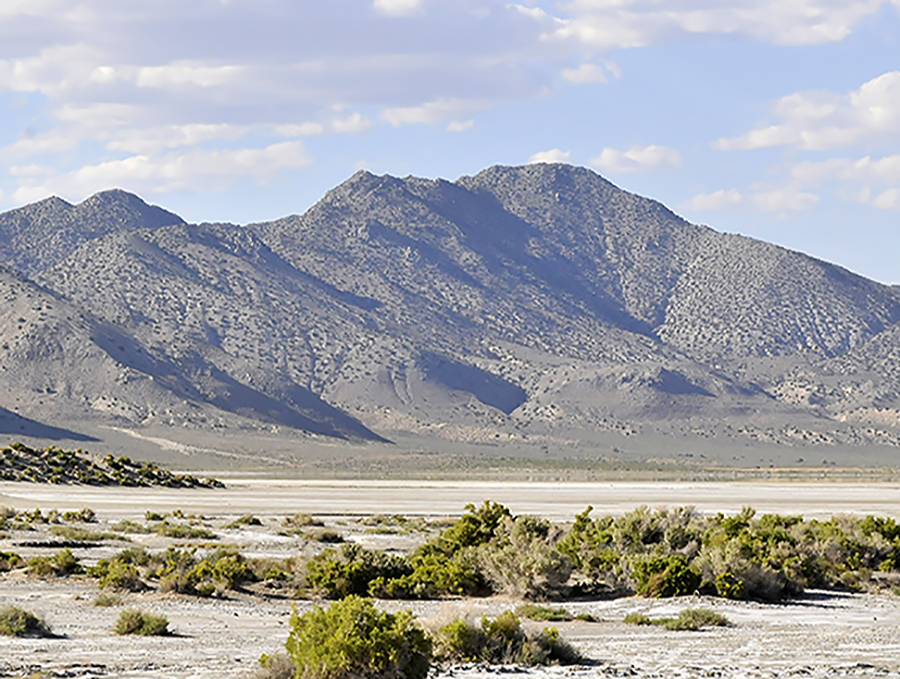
{"left": 1, "top": 164, "right": 899, "bottom": 456}
{"left": 0, "top": 189, "right": 184, "bottom": 276}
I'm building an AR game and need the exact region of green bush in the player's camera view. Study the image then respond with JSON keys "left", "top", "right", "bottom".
{"left": 623, "top": 612, "right": 653, "bottom": 626}
{"left": 110, "top": 519, "right": 152, "bottom": 534}
{"left": 115, "top": 608, "right": 169, "bottom": 636}
{"left": 631, "top": 554, "right": 701, "bottom": 598}
{"left": 93, "top": 593, "right": 123, "bottom": 607}
{"left": 515, "top": 604, "right": 572, "bottom": 621}
{"left": 62, "top": 507, "right": 97, "bottom": 523}
{"left": 89, "top": 548, "right": 151, "bottom": 592}
{"left": 664, "top": 608, "right": 729, "bottom": 631}
{"left": 253, "top": 652, "right": 295, "bottom": 679}
{"left": 49, "top": 525, "right": 121, "bottom": 542}
{"left": 285, "top": 596, "right": 431, "bottom": 679}
{"left": 624, "top": 608, "right": 729, "bottom": 631}
{"left": 0, "top": 606, "right": 52, "bottom": 637}
{"left": 224, "top": 514, "right": 263, "bottom": 529}
{"left": 434, "top": 612, "right": 584, "bottom": 666}
{"left": 99, "top": 561, "right": 145, "bottom": 592}
{"left": 476, "top": 515, "right": 573, "bottom": 600}
{"left": 155, "top": 521, "right": 217, "bottom": 540}
{"left": 305, "top": 544, "right": 411, "bottom": 599}
{"left": 280, "top": 513, "right": 322, "bottom": 535}
{"left": 27, "top": 548, "right": 83, "bottom": 577}
{"left": 0, "top": 551, "right": 23, "bottom": 572}
{"left": 152, "top": 547, "right": 256, "bottom": 596}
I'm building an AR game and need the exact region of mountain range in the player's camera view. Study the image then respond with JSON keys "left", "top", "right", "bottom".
{"left": 2, "top": 164, "right": 899, "bottom": 467}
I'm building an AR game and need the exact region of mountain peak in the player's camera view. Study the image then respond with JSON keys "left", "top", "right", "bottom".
{"left": 0, "top": 189, "right": 184, "bottom": 275}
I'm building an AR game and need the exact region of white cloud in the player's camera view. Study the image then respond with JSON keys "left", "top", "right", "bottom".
{"left": 544, "top": 0, "right": 891, "bottom": 50}
{"left": 868, "top": 187, "right": 900, "bottom": 209}
{"left": 786, "top": 153, "right": 900, "bottom": 211}
{"left": 447, "top": 120, "right": 474, "bottom": 132}
{"left": 529, "top": 148, "right": 571, "bottom": 164}
{"left": 11, "top": 140, "right": 312, "bottom": 202}
{"left": 135, "top": 63, "right": 247, "bottom": 89}
{"left": 373, "top": 0, "right": 423, "bottom": 16}
{"left": 561, "top": 63, "right": 608, "bottom": 84}
{"left": 105, "top": 124, "right": 247, "bottom": 155}
{"left": 717, "top": 71, "right": 900, "bottom": 151}
{"left": 331, "top": 112, "right": 373, "bottom": 134}
{"left": 791, "top": 154, "right": 900, "bottom": 186}
{"left": 683, "top": 189, "right": 743, "bottom": 211}
{"left": 589, "top": 144, "right": 682, "bottom": 173}
{"left": 382, "top": 99, "right": 478, "bottom": 127}
{"left": 273, "top": 123, "right": 326, "bottom": 137}
{"left": 683, "top": 187, "right": 819, "bottom": 212}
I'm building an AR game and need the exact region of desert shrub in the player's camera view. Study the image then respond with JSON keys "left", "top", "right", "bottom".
{"left": 49, "top": 525, "right": 121, "bottom": 542}
{"left": 625, "top": 608, "right": 729, "bottom": 631}
{"left": 306, "top": 528, "right": 345, "bottom": 544}
{"left": 93, "top": 593, "right": 123, "bottom": 607}
{"left": 115, "top": 608, "right": 169, "bottom": 636}
{"left": 0, "top": 606, "right": 52, "bottom": 637}
{"left": 285, "top": 596, "right": 431, "bottom": 679}
{"left": 89, "top": 548, "right": 151, "bottom": 591}
{"left": 516, "top": 604, "right": 572, "bottom": 621}
{"left": 155, "top": 521, "right": 217, "bottom": 540}
{"left": 373, "top": 502, "right": 514, "bottom": 600}
{"left": 153, "top": 547, "right": 256, "bottom": 596}
{"left": 99, "top": 561, "right": 145, "bottom": 592}
{"left": 0, "top": 551, "right": 24, "bottom": 572}
{"left": 630, "top": 554, "right": 701, "bottom": 598}
{"left": 694, "top": 511, "right": 801, "bottom": 601}
{"left": 557, "top": 507, "right": 626, "bottom": 592}
{"left": 438, "top": 501, "right": 510, "bottom": 553}
{"left": 27, "top": 549, "right": 83, "bottom": 577}
{"left": 145, "top": 511, "right": 164, "bottom": 521}
{"left": 110, "top": 520, "right": 152, "bottom": 534}
{"left": 224, "top": 514, "right": 263, "bottom": 529}
{"left": 664, "top": 608, "right": 729, "bottom": 631}
{"left": 280, "top": 513, "right": 322, "bottom": 535}
{"left": 623, "top": 612, "right": 653, "bottom": 626}
{"left": 433, "top": 612, "right": 584, "bottom": 666}
{"left": 306, "top": 544, "right": 411, "bottom": 599}
{"left": 62, "top": 508, "right": 96, "bottom": 523}
{"left": 476, "top": 515, "right": 573, "bottom": 600}
{"left": 361, "top": 514, "right": 429, "bottom": 534}
{"left": 253, "top": 652, "right": 296, "bottom": 679}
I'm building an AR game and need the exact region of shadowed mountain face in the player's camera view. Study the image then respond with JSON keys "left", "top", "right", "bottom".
{"left": 3, "top": 164, "right": 900, "bottom": 452}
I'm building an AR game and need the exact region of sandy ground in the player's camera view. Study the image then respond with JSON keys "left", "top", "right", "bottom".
{"left": 2, "top": 479, "right": 900, "bottom": 678}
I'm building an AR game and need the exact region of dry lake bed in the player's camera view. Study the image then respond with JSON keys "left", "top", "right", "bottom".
{"left": 2, "top": 479, "right": 900, "bottom": 678}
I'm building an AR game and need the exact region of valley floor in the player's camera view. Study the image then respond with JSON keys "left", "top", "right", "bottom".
{"left": 2, "top": 480, "right": 900, "bottom": 678}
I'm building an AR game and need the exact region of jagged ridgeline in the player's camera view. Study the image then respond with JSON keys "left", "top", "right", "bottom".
{"left": 0, "top": 442, "right": 223, "bottom": 487}
{"left": 1, "top": 164, "right": 900, "bottom": 453}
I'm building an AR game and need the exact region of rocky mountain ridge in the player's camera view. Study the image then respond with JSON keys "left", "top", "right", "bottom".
{"left": 1, "top": 164, "right": 899, "bottom": 462}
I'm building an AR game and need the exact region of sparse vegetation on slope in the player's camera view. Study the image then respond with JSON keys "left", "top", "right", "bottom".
{"left": 0, "top": 442, "right": 223, "bottom": 488}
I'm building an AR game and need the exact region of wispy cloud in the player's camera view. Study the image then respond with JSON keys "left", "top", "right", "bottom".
{"left": 716, "top": 71, "right": 900, "bottom": 151}
{"left": 529, "top": 148, "right": 571, "bottom": 164}
{"left": 543, "top": 0, "right": 892, "bottom": 50}
{"left": 589, "top": 144, "right": 682, "bottom": 173}
{"left": 683, "top": 187, "right": 819, "bottom": 212}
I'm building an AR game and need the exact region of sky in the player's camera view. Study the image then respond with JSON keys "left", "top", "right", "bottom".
{"left": 1, "top": 1, "right": 899, "bottom": 283}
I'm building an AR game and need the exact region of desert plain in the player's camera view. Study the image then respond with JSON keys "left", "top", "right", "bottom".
{"left": 1, "top": 478, "right": 900, "bottom": 678}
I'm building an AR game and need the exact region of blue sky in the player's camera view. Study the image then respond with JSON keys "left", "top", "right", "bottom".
{"left": 1, "top": 0, "right": 899, "bottom": 283}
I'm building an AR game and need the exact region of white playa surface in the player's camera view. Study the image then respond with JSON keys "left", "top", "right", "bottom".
{"left": 3, "top": 479, "right": 900, "bottom": 521}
